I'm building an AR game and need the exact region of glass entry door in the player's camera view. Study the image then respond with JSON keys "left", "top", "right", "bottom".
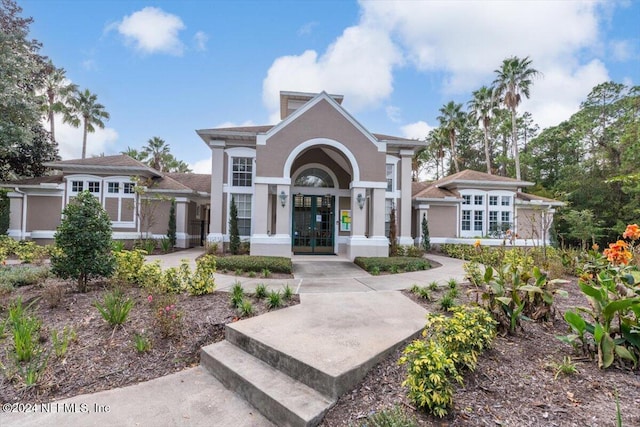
{"left": 292, "top": 194, "right": 334, "bottom": 254}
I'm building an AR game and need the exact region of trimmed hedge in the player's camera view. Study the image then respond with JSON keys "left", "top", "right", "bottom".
{"left": 215, "top": 255, "right": 293, "bottom": 274}
{"left": 354, "top": 257, "right": 431, "bottom": 274}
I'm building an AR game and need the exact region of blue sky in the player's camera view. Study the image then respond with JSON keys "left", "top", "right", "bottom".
{"left": 20, "top": 0, "right": 640, "bottom": 173}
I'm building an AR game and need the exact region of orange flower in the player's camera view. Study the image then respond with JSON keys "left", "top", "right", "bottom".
{"left": 591, "top": 243, "right": 599, "bottom": 251}
{"left": 622, "top": 224, "right": 640, "bottom": 241}
{"left": 603, "top": 240, "right": 633, "bottom": 265}
{"left": 473, "top": 239, "right": 481, "bottom": 248}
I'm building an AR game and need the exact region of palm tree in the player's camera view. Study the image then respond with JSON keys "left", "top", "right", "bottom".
{"left": 165, "top": 158, "right": 192, "bottom": 173}
{"left": 468, "top": 86, "right": 498, "bottom": 174}
{"left": 64, "top": 89, "right": 110, "bottom": 159}
{"left": 121, "top": 147, "right": 146, "bottom": 162}
{"left": 142, "top": 137, "right": 171, "bottom": 171}
{"left": 437, "top": 101, "right": 466, "bottom": 173}
{"left": 493, "top": 56, "right": 540, "bottom": 180}
{"left": 41, "top": 61, "right": 77, "bottom": 145}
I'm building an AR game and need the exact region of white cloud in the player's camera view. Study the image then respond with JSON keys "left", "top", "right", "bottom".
{"left": 81, "top": 59, "right": 97, "bottom": 71}
{"left": 298, "top": 21, "right": 318, "bottom": 36}
{"left": 262, "top": 25, "right": 402, "bottom": 122}
{"left": 112, "top": 7, "right": 185, "bottom": 55}
{"left": 190, "top": 157, "right": 212, "bottom": 174}
{"left": 400, "top": 121, "right": 433, "bottom": 141}
{"left": 609, "top": 40, "right": 633, "bottom": 61}
{"left": 51, "top": 115, "right": 119, "bottom": 160}
{"left": 193, "top": 31, "right": 208, "bottom": 51}
{"left": 385, "top": 105, "right": 402, "bottom": 123}
{"left": 215, "top": 120, "right": 256, "bottom": 128}
{"left": 263, "top": 1, "right": 622, "bottom": 130}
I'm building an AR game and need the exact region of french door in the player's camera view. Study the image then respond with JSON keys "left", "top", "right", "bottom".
{"left": 292, "top": 194, "right": 334, "bottom": 254}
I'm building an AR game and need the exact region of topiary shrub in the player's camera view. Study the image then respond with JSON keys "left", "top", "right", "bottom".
{"left": 229, "top": 196, "right": 240, "bottom": 255}
{"left": 167, "top": 198, "right": 176, "bottom": 248}
{"left": 0, "top": 188, "right": 10, "bottom": 235}
{"left": 421, "top": 213, "right": 430, "bottom": 251}
{"left": 51, "top": 191, "right": 115, "bottom": 292}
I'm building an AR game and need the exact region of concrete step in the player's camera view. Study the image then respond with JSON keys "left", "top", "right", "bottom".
{"left": 225, "top": 324, "right": 340, "bottom": 399}
{"left": 201, "top": 340, "right": 335, "bottom": 427}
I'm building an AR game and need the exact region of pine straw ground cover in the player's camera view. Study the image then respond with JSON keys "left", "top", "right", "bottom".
{"left": 320, "top": 278, "right": 640, "bottom": 427}
{"left": 0, "top": 275, "right": 298, "bottom": 404}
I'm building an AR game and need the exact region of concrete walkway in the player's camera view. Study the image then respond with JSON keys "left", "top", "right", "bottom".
{"left": 1, "top": 251, "right": 466, "bottom": 427}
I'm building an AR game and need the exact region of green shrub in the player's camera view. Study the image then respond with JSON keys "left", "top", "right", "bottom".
{"left": 262, "top": 268, "right": 271, "bottom": 278}
{"left": 0, "top": 188, "right": 9, "bottom": 235}
{"left": 400, "top": 305, "right": 496, "bottom": 417}
{"left": 94, "top": 289, "right": 134, "bottom": 326}
{"left": 229, "top": 197, "right": 240, "bottom": 255}
{"left": 51, "top": 326, "right": 76, "bottom": 358}
{"left": 254, "top": 283, "right": 268, "bottom": 299}
{"left": 439, "top": 293, "right": 456, "bottom": 311}
{"left": 113, "top": 250, "right": 146, "bottom": 285}
{"left": 167, "top": 198, "right": 177, "bottom": 248}
{"left": 159, "top": 237, "right": 172, "bottom": 253}
{"left": 410, "top": 285, "right": 431, "bottom": 300}
{"left": 188, "top": 255, "right": 216, "bottom": 295}
{"left": 11, "top": 310, "right": 41, "bottom": 362}
{"left": 150, "top": 294, "right": 182, "bottom": 338}
{"left": 267, "top": 290, "right": 282, "bottom": 309}
{"left": 0, "top": 265, "right": 49, "bottom": 288}
{"left": 282, "top": 284, "right": 294, "bottom": 300}
{"left": 52, "top": 191, "right": 116, "bottom": 292}
{"left": 14, "top": 241, "right": 48, "bottom": 264}
{"left": 354, "top": 257, "right": 431, "bottom": 274}
{"left": 215, "top": 255, "right": 293, "bottom": 274}
{"left": 230, "top": 282, "right": 244, "bottom": 308}
{"left": 138, "top": 261, "right": 165, "bottom": 293}
{"left": 133, "top": 332, "right": 152, "bottom": 353}
{"left": 361, "top": 405, "right": 418, "bottom": 427}
{"left": 405, "top": 245, "right": 424, "bottom": 258}
{"left": 400, "top": 339, "right": 460, "bottom": 417}
{"left": 237, "top": 300, "right": 253, "bottom": 317}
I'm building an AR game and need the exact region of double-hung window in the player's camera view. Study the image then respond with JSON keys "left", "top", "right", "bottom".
{"left": 231, "top": 194, "right": 252, "bottom": 236}
{"left": 232, "top": 157, "right": 253, "bottom": 187}
{"left": 386, "top": 164, "right": 394, "bottom": 192}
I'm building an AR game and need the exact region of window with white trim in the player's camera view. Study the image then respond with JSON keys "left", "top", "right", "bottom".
{"left": 489, "top": 196, "right": 498, "bottom": 206}
{"left": 489, "top": 211, "right": 498, "bottom": 231}
{"left": 386, "top": 164, "right": 394, "bottom": 192}
{"left": 108, "top": 182, "right": 120, "bottom": 194}
{"left": 71, "top": 181, "right": 83, "bottom": 192}
{"left": 501, "top": 196, "right": 511, "bottom": 206}
{"left": 474, "top": 211, "right": 483, "bottom": 231}
{"left": 474, "top": 195, "right": 483, "bottom": 205}
{"left": 462, "top": 210, "right": 471, "bottom": 231}
{"left": 231, "top": 194, "right": 252, "bottom": 236}
{"left": 88, "top": 181, "right": 100, "bottom": 193}
{"left": 232, "top": 157, "right": 253, "bottom": 187}
{"left": 385, "top": 198, "right": 394, "bottom": 237}
{"left": 123, "top": 183, "right": 136, "bottom": 194}
{"left": 462, "top": 195, "right": 471, "bottom": 205}
{"left": 501, "top": 211, "right": 511, "bottom": 224}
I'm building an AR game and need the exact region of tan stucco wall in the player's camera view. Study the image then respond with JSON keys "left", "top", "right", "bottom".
{"left": 428, "top": 205, "right": 458, "bottom": 238}
{"left": 26, "top": 196, "right": 62, "bottom": 231}
{"left": 147, "top": 200, "right": 171, "bottom": 234}
{"left": 516, "top": 207, "right": 547, "bottom": 240}
{"left": 257, "top": 99, "right": 385, "bottom": 181}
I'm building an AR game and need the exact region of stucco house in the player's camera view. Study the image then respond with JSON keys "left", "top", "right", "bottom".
{"left": 1, "top": 155, "right": 211, "bottom": 248}
{"left": 2, "top": 90, "right": 561, "bottom": 257}
{"left": 412, "top": 170, "right": 563, "bottom": 247}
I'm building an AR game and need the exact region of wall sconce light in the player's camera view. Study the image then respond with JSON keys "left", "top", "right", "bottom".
{"left": 356, "top": 193, "right": 365, "bottom": 210}
{"left": 279, "top": 191, "right": 287, "bottom": 207}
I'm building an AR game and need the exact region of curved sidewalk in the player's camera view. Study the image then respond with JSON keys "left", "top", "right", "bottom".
{"left": 147, "top": 249, "right": 467, "bottom": 293}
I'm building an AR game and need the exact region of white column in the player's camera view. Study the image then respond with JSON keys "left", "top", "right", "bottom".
{"left": 371, "top": 187, "right": 386, "bottom": 239}
{"left": 348, "top": 185, "right": 388, "bottom": 259}
{"left": 399, "top": 149, "right": 414, "bottom": 246}
{"left": 275, "top": 184, "right": 291, "bottom": 237}
{"left": 175, "top": 201, "right": 188, "bottom": 248}
{"left": 252, "top": 183, "right": 269, "bottom": 235}
{"left": 207, "top": 142, "right": 225, "bottom": 248}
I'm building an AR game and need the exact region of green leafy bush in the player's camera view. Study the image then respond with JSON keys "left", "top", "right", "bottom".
{"left": 14, "top": 241, "right": 48, "bottom": 264}
{"left": 0, "top": 265, "right": 49, "bottom": 288}
{"left": 230, "top": 282, "right": 244, "bottom": 308}
{"left": 254, "top": 283, "right": 268, "bottom": 299}
{"left": 113, "top": 249, "right": 146, "bottom": 285}
{"left": 94, "top": 289, "right": 134, "bottom": 326}
{"left": 282, "top": 284, "right": 294, "bottom": 300}
{"left": 237, "top": 300, "right": 253, "bottom": 317}
{"left": 400, "top": 305, "right": 496, "bottom": 417}
{"left": 10, "top": 304, "right": 41, "bottom": 362}
{"left": 188, "top": 255, "right": 216, "bottom": 295}
{"left": 133, "top": 332, "right": 152, "bottom": 353}
{"left": 354, "top": 257, "right": 431, "bottom": 274}
{"left": 267, "top": 290, "right": 282, "bottom": 309}
{"left": 52, "top": 191, "right": 116, "bottom": 292}
{"left": 215, "top": 255, "right": 292, "bottom": 274}
{"left": 149, "top": 294, "right": 182, "bottom": 338}
{"left": 137, "top": 261, "right": 165, "bottom": 293}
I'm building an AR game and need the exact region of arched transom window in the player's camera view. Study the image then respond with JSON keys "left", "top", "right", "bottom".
{"left": 294, "top": 168, "right": 334, "bottom": 188}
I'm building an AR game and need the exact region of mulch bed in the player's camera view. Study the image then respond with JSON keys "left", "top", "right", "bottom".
{"left": 2, "top": 267, "right": 639, "bottom": 427}
{"left": 0, "top": 274, "right": 298, "bottom": 404}
{"left": 320, "top": 278, "right": 640, "bottom": 426}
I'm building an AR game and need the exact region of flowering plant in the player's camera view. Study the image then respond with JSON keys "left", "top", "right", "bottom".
{"left": 561, "top": 223, "right": 639, "bottom": 369}
{"left": 147, "top": 293, "right": 182, "bottom": 338}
